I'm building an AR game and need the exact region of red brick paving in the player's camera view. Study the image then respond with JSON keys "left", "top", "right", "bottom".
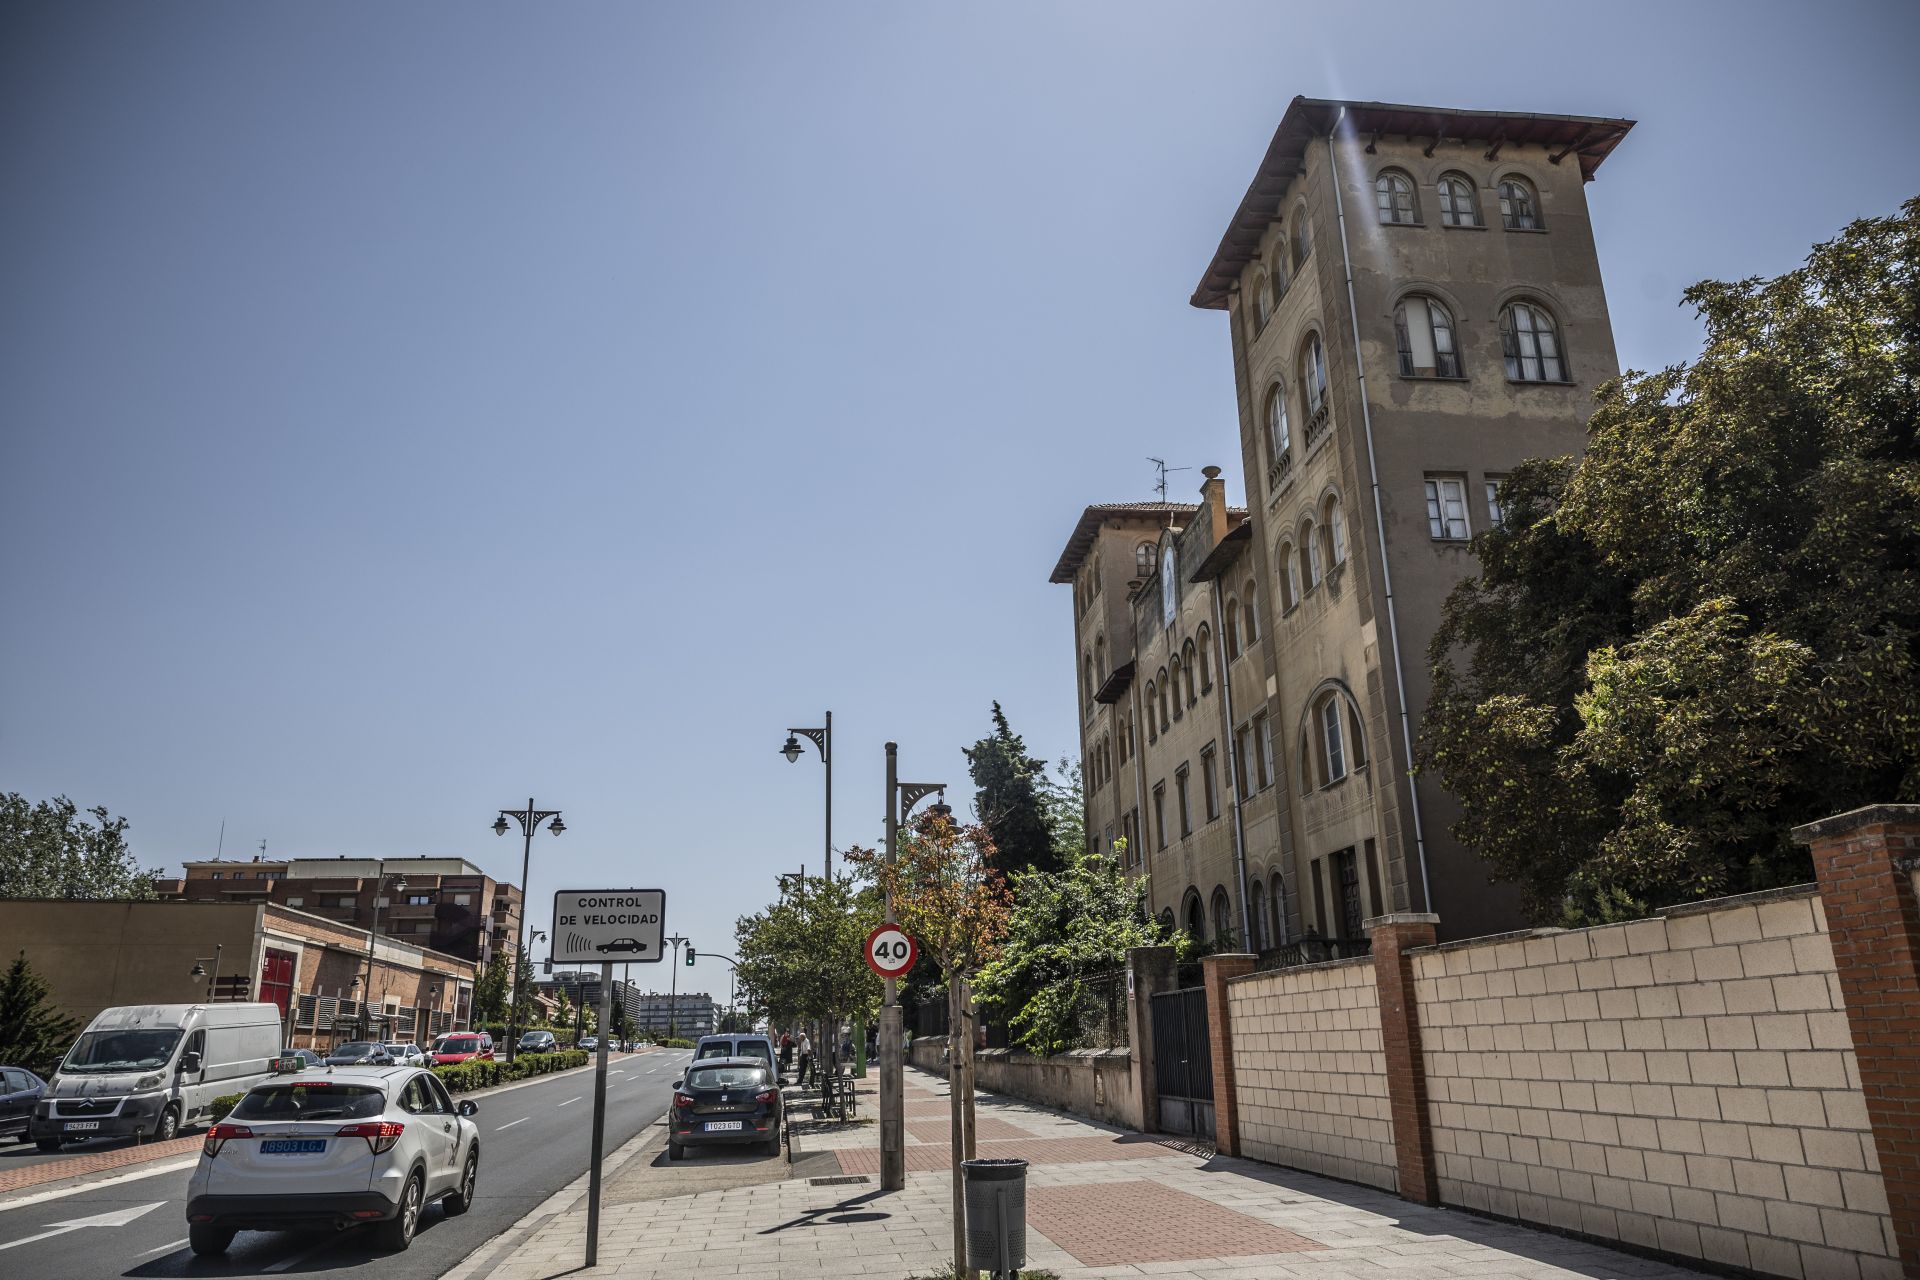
{"left": 0, "top": 1136, "right": 201, "bottom": 1194}
{"left": 907, "top": 1117, "right": 1030, "bottom": 1142}
{"left": 835, "top": 1134, "right": 1199, "bottom": 1176}
{"left": 1026, "top": 1179, "right": 1325, "bottom": 1266}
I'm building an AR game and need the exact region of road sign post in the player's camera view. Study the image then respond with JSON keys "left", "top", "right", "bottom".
{"left": 554, "top": 889, "right": 665, "bottom": 1268}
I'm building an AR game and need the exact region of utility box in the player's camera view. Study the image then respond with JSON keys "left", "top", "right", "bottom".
{"left": 962, "top": 1157, "right": 1028, "bottom": 1276}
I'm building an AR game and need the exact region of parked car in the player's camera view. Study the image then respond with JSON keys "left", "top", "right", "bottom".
{"left": 325, "top": 1042, "right": 396, "bottom": 1067}
{"left": 576, "top": 1036, "right": 598, "bottom": 1053}
{"left": 693, "top": 1034, "right": 776, "bottom": 1073}
{"left": 429, "top": 1033, "right": 494, "bottom": 1065}
{"left": 275, "top": 1049, "right": 324, "bottom": 1071}
{"left": 383, "top": 1043, "right": 427, "bottom": 1067}
{"left": 30, "top": 1002, "right": 282, "bottom": 1151}
{"left": 1, "top": 1066, "right": 48, "bottom": 1143}
{"left": 185, "top": 1065, "right": 480, "bottom": 1255}
{"left": 669, "top": 1058, "right": 781, "bottom": 1160}
{"left": 516, "top": 1031, "right": 556, "bottom": 1054}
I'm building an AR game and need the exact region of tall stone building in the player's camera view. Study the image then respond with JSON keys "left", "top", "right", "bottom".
{"left": 1058, "top": 98, "right": 1633, "bottom": 946}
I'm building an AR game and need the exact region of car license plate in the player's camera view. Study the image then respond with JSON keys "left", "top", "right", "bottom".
{"left": 63, "top": 1121, "right": 99, "bottom": 1132}
{"left": 260, "top": 1139, "right": 327, "bottom": 1155}
{"left": 704, "top": 1120, "right": 743, "bottom": 1132}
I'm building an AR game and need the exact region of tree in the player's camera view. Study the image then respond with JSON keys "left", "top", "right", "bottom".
{"left": 1424, "top": 198, "right": 1920, "bottom": 923}
{"left": 0, "top": 793, "right": 158, "bottom": 900}
{"left": 473, "top": 951, "right": 510, "bottom": 1025}
{"left": 553, "top": 989, "right": 573, "bottom": 1031}
{"left": 509, "top": 946, "right": 536, "bottom": 1025}
{"left": 0, "top": 951, "right": 78, "bottom": 1077}
{"left": 962, "top": 703, "right": 1062, "bottom": 877}
{"left": 1040, "top": 757, "right": 1085, "bottom": 863}
{"left": 847, "top": 809, "right": 1011, "bottom": 1275}
{"left": 975, "top": 840, "right": 1166, "bottom": 1055}
{"left": 733, "top": 871, "right": 883, "bottom": 1038}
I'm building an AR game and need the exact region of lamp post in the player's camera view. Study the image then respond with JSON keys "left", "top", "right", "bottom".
{"left": 664, "top": 934, "right": 689, "bottom": 1039}
{"left": 494, "top": 799, "right": 564, "bottom": 1063}
{"left": 881, "top": 742, "right": 947, "bottom": 1194}
{"left": 361, "top": 874, "right": 407, "bottom": 1039}
{"left": 429, "top": 983, "right": 443, "bottom": 1042}
{"left": 190, "top": 943, "right": 224, "bottom": 1002}
{"left": 780, "top": 712, "right": 832, "bottom": 883}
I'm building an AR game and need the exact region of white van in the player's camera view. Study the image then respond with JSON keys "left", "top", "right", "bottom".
{"left": 29, "top": 1003, "right": 282, "bottom": 1150}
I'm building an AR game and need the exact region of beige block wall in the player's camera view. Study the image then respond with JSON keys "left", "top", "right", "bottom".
{"left": 1414, "top": 891, "right": 1898, "bottom": 1280}
{"left": 1227, "top": 956, "right": 1395, "bottom": 1190}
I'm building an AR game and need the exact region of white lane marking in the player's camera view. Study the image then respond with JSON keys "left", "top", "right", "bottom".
{"left": 495, "top": 1117, "right": 529, "bottom": 1131}
{"left": 556, "top": 1097, "right": 582, "bottom": 1107}
{"left": 136, "top": 1237, "right": 189, "bottom": 1258}
{"left": 263, "top": 1233, "right": 338, "bottom": 1273}
{"left": 611, "top": 1071, "right": 626, "bottom": 1077}
{"left": 0, "top": 1201, "right": 164, "bottom": 1252}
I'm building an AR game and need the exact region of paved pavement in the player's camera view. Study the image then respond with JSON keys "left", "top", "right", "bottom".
{"left": 457, "top": 1064, "right": 1722, "bottom": 1279}
{"left": 0, "top": 1049, "right": 686, "bottom": 1280}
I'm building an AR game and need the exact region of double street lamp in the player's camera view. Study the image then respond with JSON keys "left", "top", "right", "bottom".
{"left": 495, "top": 799, "right": 564, "bottom": 1062}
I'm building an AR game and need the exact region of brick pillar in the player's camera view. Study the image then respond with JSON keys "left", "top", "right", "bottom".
{"left": 1201, "top": 952, "right": 1255, "bottom": 1155}
{"left": 1125, "top": 945, "right": 1176, "bottom": 1134}
{"left": 1793, "top": 804, "right": 1920, "bottom": 1275}
{"left": 1367, "top": 912, "right": 1439, "bottom": 1205}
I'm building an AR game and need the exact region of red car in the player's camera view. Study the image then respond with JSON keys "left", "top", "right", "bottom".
{"left": 430, "top": 1032, "right": 495, "bottom": 1065}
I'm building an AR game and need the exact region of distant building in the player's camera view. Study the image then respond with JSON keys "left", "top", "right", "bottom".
{"left": 156, "top": 855, "right": 523, "bottom": 966}
{"left": 534, "top": 974, "right": 716, "bottom": 1039}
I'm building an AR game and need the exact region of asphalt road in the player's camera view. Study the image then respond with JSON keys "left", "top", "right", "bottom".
{"left": 0, "top": 1051, "right": 689, "bottom": 1280}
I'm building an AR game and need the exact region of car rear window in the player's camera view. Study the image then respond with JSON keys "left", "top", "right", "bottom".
{"left": 232, "top": 1083, "right": 386, "bottom": 1121}
{"left": 695, "top": 1042, "right": 734, "bottom": 1059}
{"left": 737, "top": 1041, "right": 773, "bottom": 1064}
{"left": 687, "top": 1064, "right": 769, "bottom": 1090}
{"left": 435, "top": 1036, "right": 482, "bottom": 1052}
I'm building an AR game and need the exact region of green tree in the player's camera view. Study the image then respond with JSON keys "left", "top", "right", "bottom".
{"left": 473, "top": 951, "right": 510, "bottom": 1025}
{"left": 509, "top": 946, "right": 536, "bottom": 1025}
{"left": 0, "top": 793, "right": 158, "bottom": 900}
{"left": 0, "top": 951, "right": 79, "bottom": 1077}
{"left": 733, "top": 872, "right": 883, "bottom": 1035}
{"left": 1424, "top": 198, "right": 1920, "bottom": 923}
{"left": 975, "top": 841, "right": 1166, "bottom": 1055}
{"left": 962, "top": 702, "right": 1062, "bottom": 877}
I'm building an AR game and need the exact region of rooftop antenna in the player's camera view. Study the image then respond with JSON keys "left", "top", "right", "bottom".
{"left": 1147, "top": 457, "right": 1191, "bottom": 503}
{"left": 216, "top": 819, "right": 225, "bottom": 860}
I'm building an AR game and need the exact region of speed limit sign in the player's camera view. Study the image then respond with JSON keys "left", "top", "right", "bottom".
{"left": 864, "top": 924, "right": 918, "bottom": 978}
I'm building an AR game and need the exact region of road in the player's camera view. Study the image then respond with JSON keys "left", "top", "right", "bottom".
{"left": 0, "top": 1051, "right": 688, "bottom": 1280}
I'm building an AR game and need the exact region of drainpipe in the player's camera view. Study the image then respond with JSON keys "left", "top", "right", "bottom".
{"left": 1325, "top": 107, "right": 1433, "bottom": 913}
{"left": 1129, "top": 669, "right": 1152, "bottom": 890}
{"left": 1211, "top": 590, "right": 1255, "bottom": 949}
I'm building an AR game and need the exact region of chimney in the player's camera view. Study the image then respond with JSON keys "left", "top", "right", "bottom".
{"left": 1199, "top": 465, "right": 1229, "bottom": 548}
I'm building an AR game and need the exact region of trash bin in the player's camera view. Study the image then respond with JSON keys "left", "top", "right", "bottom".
{"left": 962, "top": 1157, "right": 1028, "bottom": 1276}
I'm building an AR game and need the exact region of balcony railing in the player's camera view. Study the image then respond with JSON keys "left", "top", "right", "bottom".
{"left": 1253, "top": 934, "right": 1372, "bottom": 972}
{"left": 1303, "top": 403, "right": 1331, "bottom": 448}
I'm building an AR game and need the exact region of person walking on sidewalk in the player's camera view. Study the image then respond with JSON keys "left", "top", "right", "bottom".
{"left": 796, "top": 1031, "right": 813, "bottom": 1087}
{"left": 779, "top": 1031, "right": 793, "bottom": 1079}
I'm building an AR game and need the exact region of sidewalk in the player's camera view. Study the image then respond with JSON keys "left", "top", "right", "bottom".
{"left": 462, "top": 1066, "right": 1719, "bottom": 1279}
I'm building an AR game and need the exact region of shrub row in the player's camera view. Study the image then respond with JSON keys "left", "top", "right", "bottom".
{"left": 209, "top": 1093, "right": 244, "bottom": 1122}
{"left": 431, "top": 1049, "right": 590, "bottom": 1093}
{"left": 653, "top": 1037, "right": 694, "bottom": 1050}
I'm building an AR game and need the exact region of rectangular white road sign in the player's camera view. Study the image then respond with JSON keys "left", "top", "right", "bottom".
{"left": 551, "top": 889, "right": 666, "bottom": 964}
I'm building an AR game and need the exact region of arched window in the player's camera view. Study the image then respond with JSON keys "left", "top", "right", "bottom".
{"left": 1181, "top": 641, "right": 1198, "bottom": 705}
{"left": 1270, "top": 871, "right": 1286, "bottom": 944}
{"left": 1211, "top": 886, "right": 1234, "bottom": 947}
{"left": 1279, "top": 541, "right": 1300, "bottom": 610}
{"left": 1306, "top": 687, "right": 1370, "bottom": 788}
{"left": 1394, "top": 295, "right": 1462, "bottom": 378}
{"left": 1437, "top": 173, "right": 1481, "bottom": 227}
{"left": 1135, "top": 542, "right": 1156, "bottom": 580}
{"left": 1269, "top": 242, "right": 1290, "bottom": 298}
{"left": 1183, "top": 889, "right": 1206, "bottom": 941}
{"left": 1159, "top": 907, "right": 1176, "bottom": 934}
{"left": 1168, "top": 657, "right": 1184, "bottom": 721}
{"left": 1324, "top": 494, "right": 1348, "bottom": 566}
{"left": 1196, "top": 624, "right": 1213, "bottom": 691}
{"left": 1144, "top": 683, "right": 1158, "bottom": 743}
{"left": 1501, "top": 301, "right": 1567, "bottom": 382}
{"left": 1265, "top": 383, "right": 1291, "bottom": 463}
{"left": 1225, "top": 600, "right": 1241, "bottom": 659}
{"left": 1094, "top": 635, "right": 1107, "bottom": 680}
{"left": 1249, "top": 880, "right": 1268, "bottom": 951}
{"left": 1254, "top": 271, "right": 1274, "bottom": 328}
{"left": 1157, "top": 670, "right": 1171, "bottom": 731}
{"left": 1374, "top": 170, "right": 1418, "bottom": 224}
{"left": 1304, "top": 520, "right": 1323, "bottom": 589}
{"left": 1498, "top": 176, "right": 1541, "bottom": 230}
{"left": 1083, "top": 655, "right": 1095, "bottom": 705}
{"left": 1301, "top": 332, "right": 1329, "bottom": 422}
{"left": 1291, "top": 206, "right": 1311, "bottom": 269}
{"left": 1242, "top": 582, "right": 1260, "bottom": 643}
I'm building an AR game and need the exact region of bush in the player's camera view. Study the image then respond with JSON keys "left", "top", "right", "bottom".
{"left": 209, "top": 1093, "right": 244, "bottom": 1122}
{"left": 654, "top": 1037, "right": 694, "bottom": 1049}
{"left": 432, "top": 1049, "right": 590, "bottom": 1094}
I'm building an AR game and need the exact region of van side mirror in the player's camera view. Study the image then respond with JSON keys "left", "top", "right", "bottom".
{"left": 179, "top": 1051, "right": 203, "bottom": 1073}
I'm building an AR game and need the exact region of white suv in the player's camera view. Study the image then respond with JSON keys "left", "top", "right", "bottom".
{"left": 185, "top": 1066, "right": 480, "bottom": 1255}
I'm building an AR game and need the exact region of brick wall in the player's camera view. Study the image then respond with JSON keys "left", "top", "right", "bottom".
{"left": 1226, "top": 956, "right": 1396, "bottom": 1189}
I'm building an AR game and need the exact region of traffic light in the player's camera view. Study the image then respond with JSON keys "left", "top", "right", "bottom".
{"left": 685, "top": 945, "right": 697, "bottom": 966}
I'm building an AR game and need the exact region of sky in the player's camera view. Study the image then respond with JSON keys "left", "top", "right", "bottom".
{"left": 4, "top": 1, "right": 1917, "bottom": 1000}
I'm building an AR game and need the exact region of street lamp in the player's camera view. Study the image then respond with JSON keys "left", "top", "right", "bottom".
{"left": 361, "top": 874, "right": 407, "bottom": 1038}
{"left": 190, "top": 943, "right": 224, "bottom": 1001}
{"left": 663, "top": 934, "right": 689, "bottom": 1039}
{"left": 880, "top": 742, "right": 947, "bottom": 1194}
{"left": 429, "top": 983, "right": 443, "bottom": 1041}
{"left": 495, "top": 798, "right": 563, "bottom": 1063}
{"left": 779, "top": 712, "right": 832, "bottom": 882}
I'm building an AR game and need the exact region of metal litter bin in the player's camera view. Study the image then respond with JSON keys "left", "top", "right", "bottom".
{"left": 962, "top": 1157, "right": 1028, "bottom": 1277}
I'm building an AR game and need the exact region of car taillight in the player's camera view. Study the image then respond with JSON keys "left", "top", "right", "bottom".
{"left": 204, "top": 1123, "right": 252, "bottom": 1157}
{"left": 673, "top": 1093, "right": 694, "bottom": 1109}
{"left": 336, "top": 1121, "right": 406, "bottom": 1154}
{"left": 755, "top": 1090, "right": 778, "bottom": 1104}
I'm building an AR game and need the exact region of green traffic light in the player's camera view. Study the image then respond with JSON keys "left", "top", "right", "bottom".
{"left": 686, "top": 946, "right": 697, "bottom": 966}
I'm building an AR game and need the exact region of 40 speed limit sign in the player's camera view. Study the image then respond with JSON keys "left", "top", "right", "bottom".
{"left": 864, "top": 924, "right": 918, "bottom": 978}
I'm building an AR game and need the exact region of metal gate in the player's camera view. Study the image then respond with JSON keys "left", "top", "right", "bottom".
{"left": 1150, "top": 986, "right": 1214, "bottom": 1140}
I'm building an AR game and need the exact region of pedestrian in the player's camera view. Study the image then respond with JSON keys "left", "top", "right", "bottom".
{"left": 796, "top": 1031, "right": 813, "bottom": 1087}
{"left": 779, "top": 1031, "right": 793, "bottom": 1078}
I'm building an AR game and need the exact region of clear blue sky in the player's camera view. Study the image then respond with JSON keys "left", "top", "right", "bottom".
{"left": 4, "top": 2, "right": 1916, "bottom": 996}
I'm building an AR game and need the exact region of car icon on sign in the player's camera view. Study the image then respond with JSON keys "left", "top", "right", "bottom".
{"left": 596, "top": 938, "right": 647, "bottom": 954}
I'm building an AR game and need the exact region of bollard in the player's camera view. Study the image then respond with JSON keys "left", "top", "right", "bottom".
{"left": 962, "top": 1157, "right": 1028, "bottom": 1277}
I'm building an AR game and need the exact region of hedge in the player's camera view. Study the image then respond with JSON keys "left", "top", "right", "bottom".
{"left": 431, "top": 1049, "right": 590, "bottom": 1093}
{"left": 210, "top": 1093, "right": 244, "bottom": 1122}
{"left": 653, "top": 1037, "right": 694, "bottom": 1050}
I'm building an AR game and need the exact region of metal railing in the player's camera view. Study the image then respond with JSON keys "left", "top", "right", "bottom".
{"left": 1253, "top": 935, "right": 1372, "bottom": 972}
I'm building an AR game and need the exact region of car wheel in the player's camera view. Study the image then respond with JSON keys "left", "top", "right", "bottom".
{"left": 152, "top": 1106, "right": 180, "bottom": 1143}
{"left": 34, "top": 1137, "right": 62, "bottom": 1153}
{"left": 764, "top": 1132, "right": 782, "bottom": 1157}
{"left": 376, "top": 1172, "right": 424, "bottom": 1251}
{"left": 443, "top": 1148, "right": 479, "bottom": 1216}
{"left": 188, "top": 1224, "right": 235, "bottom": 1256}
{"left": 667, "top": 1141, "right": 684, "bottom": 1161}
